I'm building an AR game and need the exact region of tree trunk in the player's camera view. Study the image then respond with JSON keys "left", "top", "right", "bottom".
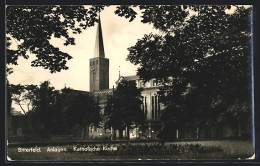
{"left": 238, "top": 121, "right": 241, "bottom": 137}
{"left": 82, "top": 125, "right": 89, "bottom": 140}
{"left": 126, "top": 126, "right": 130, "bottom": 140}
{"left": 119, "top": 129, "right": 123, "bottom": 139}
{"left": 86, "top": 125, "right": 89, "bottom": 139}
{"left": 7, "top": 90, "right": 13, "bottom": 136}
{"left": 7, "top": 90, "right": 12, "bottom": 115}
{"left": 113, "top": 129, "right": 116, "bottom": 140}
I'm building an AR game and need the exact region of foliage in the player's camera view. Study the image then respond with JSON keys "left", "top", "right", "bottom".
{"left": 6, "top": 5, "right": 105, "bottom": 73}
{"left": 105, "top": 79, "right": 144, "bottom": 138}
{"left": 114, "top": 6, "right": 137, "bottom": 22}
{"left": 8, "top": 84, "right": 38, "bottom": 114}
{"left": 124, "top": 6, "right": 252, "bottom": 134}
{"left": 63, "top": 92, "right": 101, "bottom": 127}
{"left": 27, "top": 81, "right": 61, "bottom": 134}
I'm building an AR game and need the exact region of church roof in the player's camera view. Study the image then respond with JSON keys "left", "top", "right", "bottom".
{"left": 94, "top": 89, "right": 113, "bottom": 95}
{"left": 94, "top": 15, "right": 105, "bottom": 58}
{"left": 65, "top": 89, "right": 91, "bottom": 95}
{"left": 115, "top": 75, "right": 140, "bottom": 85}
{"left": 124, "top": 75, "right": 139, "bottom": 81}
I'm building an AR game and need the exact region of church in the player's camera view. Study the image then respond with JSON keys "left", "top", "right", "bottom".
{"left": 87, "top": 17, "right": 164, "bottom": 140}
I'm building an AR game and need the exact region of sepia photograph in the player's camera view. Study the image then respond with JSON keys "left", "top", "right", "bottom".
{"left": 5, "top": 5, "right": 255, "bottom": 161}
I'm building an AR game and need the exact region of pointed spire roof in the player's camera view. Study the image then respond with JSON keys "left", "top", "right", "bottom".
{"left": 94, "top": 15, "right": 105, "bottom": 58}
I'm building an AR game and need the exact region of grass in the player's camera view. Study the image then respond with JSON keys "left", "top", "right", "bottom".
{"left": 7, "top": 140, "right": 254, "bottom": 161}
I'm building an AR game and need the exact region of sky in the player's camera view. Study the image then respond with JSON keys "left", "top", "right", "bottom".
{"left": 7, "top": 6, "right": 160, "bottom": 91}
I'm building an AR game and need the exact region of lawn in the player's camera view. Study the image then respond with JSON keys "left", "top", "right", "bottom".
{"left": 7, "top": 140, "right": 254, "bottom": 161}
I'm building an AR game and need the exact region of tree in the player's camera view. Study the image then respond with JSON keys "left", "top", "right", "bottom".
{"left": 63, "top": 92, "right": 101, "bottom": 139}
{"left": 124, "top": 6, "right": 252, "bottom": 137}
{"left": 6, "top": 5, "right": 105, "bottom": 73}
{"left": 105, "top": 79, "right": 144, "bottom": 140}
{"left": 27, "top": 81, "right": 62, "bottom": 135}
{"left": 8, "top": 82, "right": 101, "bottom": 137}
{"left": 8, "top": 84, "right": 38, "bottom": 114}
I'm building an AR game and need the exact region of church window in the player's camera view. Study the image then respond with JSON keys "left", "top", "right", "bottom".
{"left": 93, "top": 72, "right": 96, "bottom": 82}
{"left": 158, "top": 79, "right": 162, "bottom": 86}
{"left": 153, "top": 79, "right": 162, "bottom": 86}
{"left": 139, "top": 81, "right": 146, "bottom": 87}
{"left": 153, "top": 80, "right": 157, "bottom": 86}
{"left": 141, "top": 97, "right": 147, "bottom": 116}
{"left": 141, "top": 98, "right": 144, "bottom": 111}
{"left": 144, "top": 97, "right": 147, "bottom": 115}
{"left": 158, "top": 102, "right": 160, "bottom": 118}
{"left": 152, "top": 96, "right": 154, "bottom": 119}
{"left": 155, "top": 95, "right": 158, "bottom": 119}
{"left": 96, "top": 60, "right": 98, "bottom": 65}
{"left": 152, "top": 95, "right": 160, "bottom": 119}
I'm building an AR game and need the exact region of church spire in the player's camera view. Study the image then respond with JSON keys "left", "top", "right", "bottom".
{"left": 94, "top": 15, "right": 105, "bottom": 58}
{"left": 90, "top": 14, "right": 109, "bottom": 92}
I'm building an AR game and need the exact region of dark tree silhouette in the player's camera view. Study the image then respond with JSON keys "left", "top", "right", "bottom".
{"left": 124, "top": 6, "right": 252, "bottom": 137}
{"left": 105, "top": 79, "right": 143, "bottom": 140}
{"left": 63, "top": 92, "right": 101, "bottom": 139}
{"left": 27, "top": 81, "right": 62, "bottom": 135}
{"left": 8, "top": 84, "right": 38, "bottom": 114}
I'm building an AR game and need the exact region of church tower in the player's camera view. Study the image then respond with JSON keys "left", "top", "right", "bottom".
{"left": 90, "top": 16, "right": 109, "bottom": 92}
